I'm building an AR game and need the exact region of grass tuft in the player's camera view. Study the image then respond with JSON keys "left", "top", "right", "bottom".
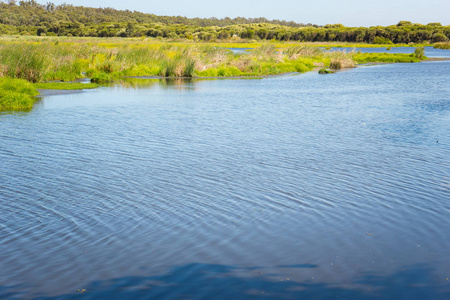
{"left": 0, "top": 77, "right": 39, "bottom": 111}
{"left": 414, "top": 47, "right": 425, "bottom": 59}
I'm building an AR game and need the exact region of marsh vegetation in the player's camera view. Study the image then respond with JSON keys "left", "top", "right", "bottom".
{"left": 0, "top": 36, "right": 431, "bottom": 111}
{"left": 0, "top": 37, "right": 426, "bottom": 82}
{"left": 433, "top": 42, "right": 450, "bottom": 49}
{"left": 0, "top": 77, "right": 38, "bottom": 111}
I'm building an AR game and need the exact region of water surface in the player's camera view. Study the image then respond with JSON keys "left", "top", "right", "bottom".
{"left": 1, "top": 61, "right": 449, "bottom": 299}
{"left": 327, "top": 46, "right": 450, "bottom": 58}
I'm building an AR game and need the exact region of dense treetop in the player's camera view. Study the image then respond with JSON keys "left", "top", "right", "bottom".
{"left": 0, "top": 0, "right": 314, "bottom": 27}
{"left": 0, "top": 0, "right": 449, "bottom": 43}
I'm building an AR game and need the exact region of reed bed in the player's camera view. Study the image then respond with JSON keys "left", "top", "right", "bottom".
{"left": 0, "top": 37, "right": 427, "bottom": 86}
{"left": 0, "top": 37, "right": 430, "bottom": 111}
{"left": 0, "top": 39, "right": 330, "bottom": 81}
{"left": 433, "top": 42, "right": 450, "bottom": 49}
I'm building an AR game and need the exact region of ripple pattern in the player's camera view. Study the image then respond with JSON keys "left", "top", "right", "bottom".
{"left": 1, "top": 61, "right": 450, "bottom": 299}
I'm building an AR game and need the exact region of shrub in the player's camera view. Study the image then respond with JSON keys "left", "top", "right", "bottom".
{"left": 330, "top": 58, "right": 354, "bottom": 69}
{"left": 414, "top": 47, "right": 425, "bottom": 59}
{"left": 432, "top": 33, "right": 449, "bottom": 43}
{"left": 373, "top": 36, "right": 393, "bottom": 44}
{"left": 330, "top": 60, "right": 342, "bottom": 69}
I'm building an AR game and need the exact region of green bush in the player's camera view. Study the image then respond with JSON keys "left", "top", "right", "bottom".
{"left": 373, "top": 36, "right": 393, "bottom": 44}
{"left": 414, "top": 47, "right": 425, "bottom": 59}
{"left": 432, "top": 33, "right": 449, "bottom": 43}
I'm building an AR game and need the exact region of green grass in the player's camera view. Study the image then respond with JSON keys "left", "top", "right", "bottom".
{"left": 0, "top": 38, "right": 428, "bottom": 89}
{"left": 0, "top": 77, "right": 39, "bottom": 111}
{"left": 0, "top": 37, "right": 432, "bottom": 112}
{"left": 34, "top": 82, "right": 99, "bottom": 90}
{"left": 353, "top": 53, "right": 422, "bottom": 63}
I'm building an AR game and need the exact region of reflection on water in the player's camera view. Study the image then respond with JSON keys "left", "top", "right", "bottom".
{"left": 116, "top": 78, "right": 197, "bottom": 91}
{"left": 224, "top": 46, "right": 450, "bottom": 58}
{"left": 0, "top": 60, "right": 449, "bottom": 299}
{"left": 116, "top": 77, "right": 264, "bottom": 91}
{"left": 1, "top": 263, "right": 446, "bottom": 299}
{"left": 326, "top": 46, "right": 450, "bottom": 58}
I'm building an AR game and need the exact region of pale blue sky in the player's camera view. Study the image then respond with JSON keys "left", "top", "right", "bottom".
{"left": 45, "top": 0, "right": 450, "bottom": 27}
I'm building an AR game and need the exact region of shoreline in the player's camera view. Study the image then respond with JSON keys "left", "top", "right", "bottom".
{"left": 36, "top": 89, "right": 86, "bottom": 97}
{"left": 35, "top": 57, "right": 450, "bottom": 96}
{"left": 424, "top": 57, "right": 450, "bottom": 61}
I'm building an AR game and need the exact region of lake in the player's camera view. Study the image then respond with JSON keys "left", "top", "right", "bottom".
{"left": 1, "top": 59, "right": 449, "bottom": 299}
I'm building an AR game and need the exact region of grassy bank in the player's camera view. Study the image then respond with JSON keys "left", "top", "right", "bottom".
{"left": 353, "top": 53, "right": 422, "bottom": 63}
{"left": 0, "top": 37, "right": 429, "bottom": 84}
{"left": 0, "top": 78, "right": 39, "bottom": 111}
{"left": 433, "top": 42, "right": 450, "bottom": 49}
{"left": 0, "top": 37, "right": 433, "bottom": 111}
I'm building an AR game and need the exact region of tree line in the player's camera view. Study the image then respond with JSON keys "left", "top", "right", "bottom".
{"left": 0, "top": 1, "right": 315, "bottom": 27}
{"left": 0, "top": 1, "right": 449, "bottom": 43}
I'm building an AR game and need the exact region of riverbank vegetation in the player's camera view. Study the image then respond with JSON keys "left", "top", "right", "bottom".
{"left": 0, "top": 77, "right": 38, "bottom": 111}
{"left": 433, "top": 42, "right": 450, "bottom": 49}
{"left": 0, "top": 35, "right": 432, "bottom": 111}
{"left": 0, "top": 2, "right": 448, "bottom": 44}
{"left": 0, "top": 37, "right": 428, "bottom": 85}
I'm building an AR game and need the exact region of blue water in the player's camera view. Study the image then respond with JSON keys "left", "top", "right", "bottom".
{"left": 226, "top": 47, "right": 253, "bottom": 54}
{"left": 226, "top": 45, "right": 450, "bottom": 58}
{"left": 327, "top": 46, "right": 450, "bottom": 58}
{"left": 1, "top": 61, "right": 450, "bottom": 299}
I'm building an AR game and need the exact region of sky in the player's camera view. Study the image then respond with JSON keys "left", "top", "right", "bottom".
{"left": 44, "top": 0, "right": 450, "bottom": 27}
